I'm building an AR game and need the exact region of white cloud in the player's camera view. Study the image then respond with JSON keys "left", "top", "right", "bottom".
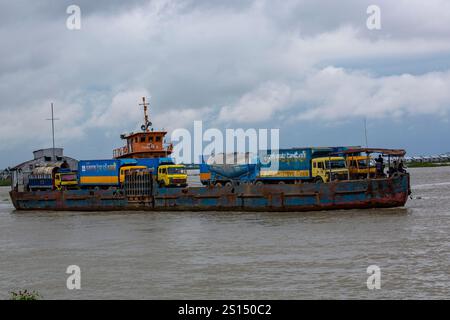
{"left": 86, "top": 89, "right": 149, "bottom": 131}
{"left": 218, "top": 82, "right": 292, "bottom": 123}
{"left": 153, "top": 106, "right": 214, "bottom": 131}
{"left": 295, "top": 67, "right": 450, "bottom": 121}
{"left": 218, "top": 67, "right": 450, "bottom": 124}
{"left": 0, "top": 100, "right": 86, "bottom": 148}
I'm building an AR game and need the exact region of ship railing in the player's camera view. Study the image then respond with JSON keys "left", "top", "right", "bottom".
{"left": 113, "top": 146, "right": 128, "bottom": 158}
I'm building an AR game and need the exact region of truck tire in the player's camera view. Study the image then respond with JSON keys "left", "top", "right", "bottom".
{"left": 315, "top": 177, "right": 324, "bottom": 184}
{"left": 255, "top": 181, "right": 264, "bottom": 186}
{"left": 225, "top": 181, "right": 233, "bottom": 187}
{"left": 215, "top": 182, "right": 223, "bottom": 188}
{"left": 278, "top": 181, "right": 285, "bottom": 185}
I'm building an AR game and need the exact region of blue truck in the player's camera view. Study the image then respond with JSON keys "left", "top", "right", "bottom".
{"left": 200, "top": 147, "right": 355, "bottom": 186}
{"left": 77, "top": 159, "right": 141, "bottom": 187}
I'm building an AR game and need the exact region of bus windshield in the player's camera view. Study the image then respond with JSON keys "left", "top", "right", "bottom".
{"left": 326, "top": 160, "right": 346, "bottom": 169}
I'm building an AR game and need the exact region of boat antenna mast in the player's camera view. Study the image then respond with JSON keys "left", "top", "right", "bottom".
{"left": 46, "top": 102, "right": 59, "bottom": 160}
{"left": 139, "top": 97, "right": 152, "bottom": 132}
{"left": 364, "top": 117, "right": 369, "bottom": 148}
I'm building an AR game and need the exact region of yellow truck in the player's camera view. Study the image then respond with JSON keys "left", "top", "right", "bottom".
{"left": 157, "top": 164, "right": 188, "bottom": 188}
{"left": 345, "top": 156, "right": 376, "bottom": 179}
{"left": 311, "top": 156, "right": 349, "bottom": 183}
{"left": 54, "top": 171, "right": 78, "bottom": 190}
{"left": 119, "top": 165, "right": 148, "bottom": 184}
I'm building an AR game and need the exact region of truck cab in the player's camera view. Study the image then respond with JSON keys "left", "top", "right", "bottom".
{"left": 311, "top": 157, "right": 349, "bottom": 183}
{"left": 157, "top": 164, "right": 188, "bottom": 188}
{"left": 54, "top": 171, "right": 78, "bottom": 190}
{"left": 346, "top": 156, "right": 376, "bottom": 179}
{"left": 119, "top": 165, "right": 148, "bottom": 184}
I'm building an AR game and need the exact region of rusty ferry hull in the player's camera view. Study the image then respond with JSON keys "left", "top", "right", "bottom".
{"left": 9, "top": 173, "right": 410, "bottom": 212}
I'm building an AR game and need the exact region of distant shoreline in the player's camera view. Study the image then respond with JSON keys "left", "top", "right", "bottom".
{"left": 407, "top": 162, "right": 450, "bottom": 168}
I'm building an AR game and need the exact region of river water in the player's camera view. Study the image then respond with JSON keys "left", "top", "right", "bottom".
{"left": 0, "top": 167, "right": 449, "bottom": 299}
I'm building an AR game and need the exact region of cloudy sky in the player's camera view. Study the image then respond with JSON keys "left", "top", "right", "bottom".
{"left": 1, "top": 0, "right": 450, "bottom": 167}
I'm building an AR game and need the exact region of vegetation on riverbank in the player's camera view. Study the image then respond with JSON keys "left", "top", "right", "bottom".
{"left": 0, "top": 179, "right": 11, "bottom": 186}
{"left": 10, "top": 290, "right": 41, "bottom": 300}
{"left": 407, "top": 162, "right": 450, "bottom": 168}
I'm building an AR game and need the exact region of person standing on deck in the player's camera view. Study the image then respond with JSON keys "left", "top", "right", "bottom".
{"left": 398, "top": 160, "right": 406, "bottom": 173}
{"left": 375, "top": 155, "right": 384, "bottom": 176}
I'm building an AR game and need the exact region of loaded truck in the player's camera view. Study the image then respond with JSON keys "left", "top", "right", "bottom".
{"left": 78, "top": 159, "right": 146, "bottom": 188}
{"left": 28, "top": 167, "right": 78, "bottom": 191}
{"left": 54, "top": 169, "right": 78, "bottom": 190}
{"left": 200, "top": 148, "right": 350, "bottom": 186}
{"left": 131, "top": 157, "right": 188, "bottom": 188}
{"left": 157, "top": 164, "right": 187, "bottom": 187}
{"left": 134, "top": 157, "right": 188, "bottom": 187}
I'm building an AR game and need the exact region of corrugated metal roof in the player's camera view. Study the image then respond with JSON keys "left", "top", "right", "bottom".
{"left": 11, "top": 156, "right": 78, "bottom": 170}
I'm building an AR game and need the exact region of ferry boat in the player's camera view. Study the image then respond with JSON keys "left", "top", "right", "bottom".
{"left": 8, "top": 98, "right": 411, "bottom": 212}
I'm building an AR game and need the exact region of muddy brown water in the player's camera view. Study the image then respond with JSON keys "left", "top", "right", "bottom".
{"left": 0, "top": 167, "right": 449, "bottom": 299}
